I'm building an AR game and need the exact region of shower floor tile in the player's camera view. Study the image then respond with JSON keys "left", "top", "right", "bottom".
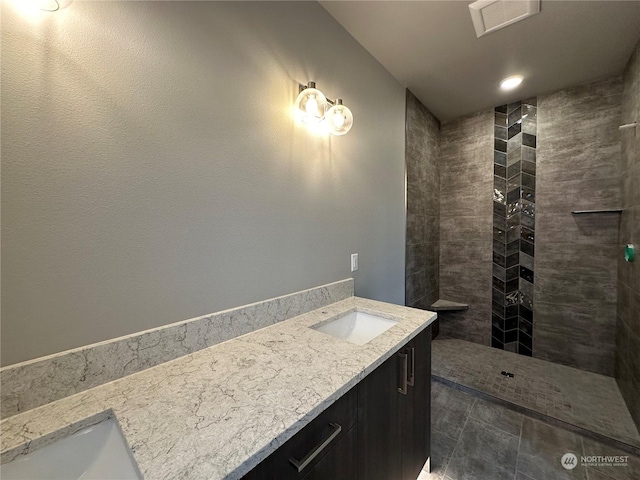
{"left": 432, "top": 339, "right": 640, "bottom": 451}
{"left": 420, "top": 381, "right": 640, "bottom": 480}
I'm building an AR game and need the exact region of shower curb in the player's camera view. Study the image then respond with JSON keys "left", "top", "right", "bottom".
{"left": 433, "top": 374, "right": 640, "bottom": 458}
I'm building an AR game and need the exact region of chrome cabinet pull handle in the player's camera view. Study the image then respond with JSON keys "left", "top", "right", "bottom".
{"left": 407, "top": 347, "right": 415, "bottom": 387}
{"left": 398, "top": 352, "right": 408, "bottom": 395}
{"left": 289, "top": 422, "right": 342, "bottom": 472}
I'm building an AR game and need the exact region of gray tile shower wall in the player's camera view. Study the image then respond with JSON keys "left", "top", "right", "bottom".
{"left": 617, "top": 39, "right": 640, "bottom": 431}
{"left": 491, "top": 99, "right": 537, "bottom": 357}
{"left": 405, "top": 90, "right": 441, "bottom": 310}
{"left": 534, "top": 76, "right": 623, "bottom": 376}
{"left": 439, "top": 109, "right": 494, "bottom": 345}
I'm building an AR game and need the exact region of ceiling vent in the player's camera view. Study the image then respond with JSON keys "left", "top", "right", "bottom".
{"left": 469, "top": 0, "right": 541, "bottom": 37}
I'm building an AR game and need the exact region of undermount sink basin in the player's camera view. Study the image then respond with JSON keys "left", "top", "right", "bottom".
{"left": 0, "top": 419, "right": 141, "bottom": 480}
{"left": 313, "top": 310, "right": 398, "bottom": 345}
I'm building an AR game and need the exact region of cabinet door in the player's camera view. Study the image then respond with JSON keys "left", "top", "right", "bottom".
{"left": 357, "top": 351, "right": 403, "bottom": 480}
{"left": 401, "top": 325, "right": 432, "bottom": 480}
{"left": 301, "top": 426, "right": 357, "bottom": 480}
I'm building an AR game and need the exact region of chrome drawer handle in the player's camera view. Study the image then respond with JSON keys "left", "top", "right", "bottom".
{"left": 407, "top": 347, "right": 415, "bottom": 387}
{"left": 289, "top": 422, "right": 342, "bottom": 473}
{"left": 398, "top": 352, "right": 408, "bottom": 395}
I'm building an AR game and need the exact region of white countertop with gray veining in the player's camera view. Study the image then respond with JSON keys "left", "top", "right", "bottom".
{"left": 0, "top": 297, "right": 436, "bottom": 479}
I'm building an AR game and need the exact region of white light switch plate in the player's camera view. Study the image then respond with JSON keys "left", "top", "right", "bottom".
{"left": 351, "top": 253, "right": 358, "bottom": 272}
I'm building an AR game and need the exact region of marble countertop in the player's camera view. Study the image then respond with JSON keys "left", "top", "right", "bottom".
{"left": 0, "top": 297, "right": 436, "bottom": 479}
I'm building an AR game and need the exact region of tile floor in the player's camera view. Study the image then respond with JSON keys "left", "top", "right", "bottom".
{"left": 420, "top": 381, "right": 640, "bottom": 480}
{"left": 431, "top": 339, "right": 640, "bottom": 449}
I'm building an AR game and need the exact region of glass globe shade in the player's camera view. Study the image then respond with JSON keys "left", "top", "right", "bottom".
{"left": 38, "top": 0, "right": 72, "bottom": 11}
{"left": 295, "top": 87, "right": 327, "bottom": 124}
{"left": 326, "top": 101, "right": 353, "bottom": 136}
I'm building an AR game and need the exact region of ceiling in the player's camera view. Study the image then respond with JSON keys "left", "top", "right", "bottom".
{"left": 320, "top": 1, "right": 640, "bottom": 121}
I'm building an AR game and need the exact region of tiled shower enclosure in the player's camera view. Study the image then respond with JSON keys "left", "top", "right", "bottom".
{"left": 492, "top": 99, "right": 537, "bottom": 356}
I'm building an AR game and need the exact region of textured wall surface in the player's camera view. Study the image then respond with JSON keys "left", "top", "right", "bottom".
{"left": 617, "top": 40, "right": 640, "bottom": 430}
{"left": 439, "top": 110, "right": 494, "bottom": 345}
{"left": 534, "top": 76, "right": 623, "bottom": 376}
{"left": 405, "top": 90, "right": 440, "bottom": 311}
{"left": 1, "top": 2, "right": 406, "bottom": 365}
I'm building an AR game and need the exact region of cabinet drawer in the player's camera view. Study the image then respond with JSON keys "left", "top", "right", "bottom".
{"left": 301, "top": 426, "right": 357, "bottom": 480}
{"left": 242, "top": 387, "right": 357, "bottom": 480}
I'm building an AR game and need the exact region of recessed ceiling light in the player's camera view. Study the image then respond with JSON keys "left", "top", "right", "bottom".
{"left": 500, "top": 75, "right": 524, "bottom": 91}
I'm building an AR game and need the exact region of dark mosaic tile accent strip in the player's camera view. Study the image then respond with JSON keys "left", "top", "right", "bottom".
{"left": 492, "top": 99, "right": 537, "bottom": 356}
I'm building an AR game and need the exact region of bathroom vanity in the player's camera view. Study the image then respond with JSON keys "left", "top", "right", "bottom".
{"left": 243, "top": 325, "right": 432, "bottom": 480}
{"left": 0, "top": 285, "right": 436, "bottom": 480}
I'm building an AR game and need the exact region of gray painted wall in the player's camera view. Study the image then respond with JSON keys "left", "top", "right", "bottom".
{"left": 1, "top": 1, "right": 406, "bottom": 366}
{"left": 616, "top": 39, "right": 640, "bottom": 429}
{"left": 438, "top": 110, "right": 494, "bottom": 345}
{"left": 534, "top": 76, "right": 622, "bottom": 376}
{"left": 405, "top": 90, "right": 440, "bottom": 312}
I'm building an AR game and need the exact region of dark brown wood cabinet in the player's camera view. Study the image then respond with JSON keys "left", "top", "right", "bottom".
{"left": 356, "top": 347, "right": 402, "bottom": 480}
{"left": 357, "top": 325, "right": 431, "bottom": 480}
{"left": 242, "top": 325, "right": 431, "bottom": 480}
{"left": 400, "top": 326, "right": 431, "bottom": 480}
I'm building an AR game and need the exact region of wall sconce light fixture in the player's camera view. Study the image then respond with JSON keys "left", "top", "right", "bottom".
{"left": 33, "top": 0, "right": 72, "bottom": 11}
{"left": 295, "top": 82, "right": 353, "bottom": 135}
{"left": 12, "top": 0, "right": 72, "bottom": 14}
{"left": 45, "top": 0, "right": 72, "bottom": 11}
